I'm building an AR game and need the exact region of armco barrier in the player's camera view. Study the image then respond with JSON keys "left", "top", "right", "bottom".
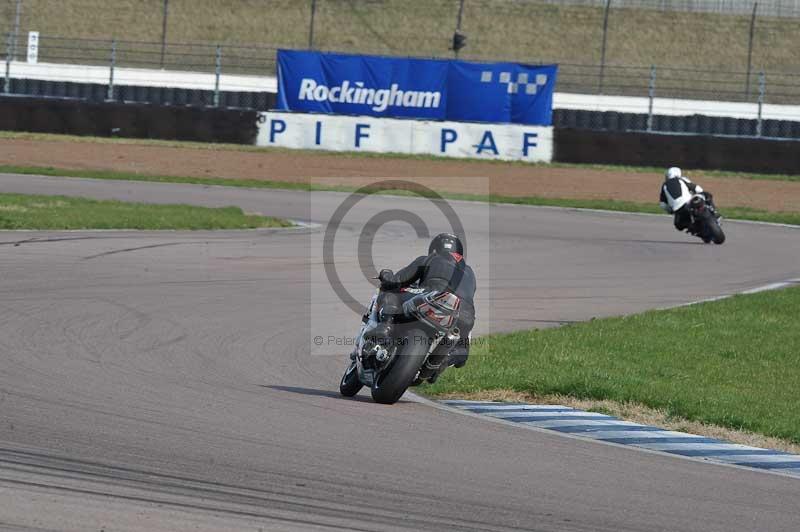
{"left": 0, "top": 97, "right": 259, "bottom": 144}
{"left": 554, "top": 127, "right": 800, "bottom": 174}
{"left": 256, "top": 111, "right": 553, "bottom": 162}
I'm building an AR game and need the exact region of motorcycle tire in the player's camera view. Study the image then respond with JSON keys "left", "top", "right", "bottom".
{"left": 371, "top": 328, "right": 429, "bottom": 405}
{"left": 708, "top": 219, "right": 726, "bottom": 245}
{"left": 339, "top": 360, "right": 363, "bottom": 397}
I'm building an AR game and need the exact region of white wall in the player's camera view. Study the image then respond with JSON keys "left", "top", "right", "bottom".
{"left": 256, "top": 112, "right": 553, "bottom": 162}
{"left": 6, "top": 61, "right": 276, "bottom": 93}
{"left": 7, "top": 61, "right": 799, "bottom": 121}
{"left": 553, "top": 92, "right": 800, "bottom": 122}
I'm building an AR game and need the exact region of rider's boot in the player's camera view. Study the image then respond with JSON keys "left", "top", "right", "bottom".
{"left": 448, "top": 345, "right": 469, "bottom": 368}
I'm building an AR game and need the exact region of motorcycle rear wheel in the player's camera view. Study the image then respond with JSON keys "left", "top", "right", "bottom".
{"left": 371, "top": 328, "right": 429, "bottom": 404}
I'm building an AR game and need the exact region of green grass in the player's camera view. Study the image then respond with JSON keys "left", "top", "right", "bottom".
{"left": 3, "top": 1, "right": 799, "bottom": 100}
{"left": 424, "top": 286, "right": 800, "bottom": 444}
{"left": 0, "top": 192, "right": 292, "bottom": 230}
{"left": 2, "top": 163, "right": 799, "bottom": 226}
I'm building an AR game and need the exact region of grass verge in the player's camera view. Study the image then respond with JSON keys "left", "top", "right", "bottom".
{"left": 2, "top": 163, "right": 799, "bottom": 226}
{"left": 0, "top": 193, "right": 292, "bottom": 230}
{"left": 3, "top": 131, "right": 800, "bottom": 183}
{"left": 423, "top": 286, "right": 800, "bottom": 445}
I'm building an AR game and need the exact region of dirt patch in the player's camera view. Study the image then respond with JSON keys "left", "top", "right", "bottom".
{"left": 2, "top": 138, "right": 800, "bottom": 213}
{"left": 435, "top": 390, "right": 800, "bottom": 454}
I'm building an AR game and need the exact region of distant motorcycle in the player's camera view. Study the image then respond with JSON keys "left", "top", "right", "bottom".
{"left": 688, "top": 194, "right": 725, "bottom": 245}
{"left": 339, "top": 286, "right": 463, "bottom": 404}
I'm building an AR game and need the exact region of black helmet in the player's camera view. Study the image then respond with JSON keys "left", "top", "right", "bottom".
{"left": 428, "top": 233, "right": 464, "bottom": 257}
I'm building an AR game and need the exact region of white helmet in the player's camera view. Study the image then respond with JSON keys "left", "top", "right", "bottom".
{"left": 665, "top": 167, "right": 682, "bottom": 180}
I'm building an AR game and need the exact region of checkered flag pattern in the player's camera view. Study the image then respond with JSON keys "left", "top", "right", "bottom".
{"left": 480, "top": 71, "right": 548, "bottom": 95}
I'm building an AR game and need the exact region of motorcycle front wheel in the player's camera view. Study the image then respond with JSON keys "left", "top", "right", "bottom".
{"left": 371, "top": 328, "right": 429, "bottom": 405}
{"left": 707, "top": 218, "right": 726, "bottom": 245}
{"left": 339, "top": 360, "right": 363, "bottom": 397}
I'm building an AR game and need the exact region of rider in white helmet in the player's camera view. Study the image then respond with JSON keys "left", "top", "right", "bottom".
{"left": 659, "top": 167, "right": 717, "bottom": 234}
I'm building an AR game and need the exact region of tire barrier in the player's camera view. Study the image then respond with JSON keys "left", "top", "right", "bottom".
{"left": 0, "top": 96, "right": 259, "bottom": 144}
{"left": 552, "top": 109, "right": 800, "bottom": 140}
{"left": 5, "top": 78, "right": 276, "bottom": 111}
{"left": 554, "top": 127, "right": 800, "bottom": 174}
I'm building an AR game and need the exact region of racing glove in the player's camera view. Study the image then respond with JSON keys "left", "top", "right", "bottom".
{"left": 378, "top": 269, "right": 394, "bottom": 288}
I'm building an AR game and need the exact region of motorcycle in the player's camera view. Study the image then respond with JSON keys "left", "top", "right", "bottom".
{"left": 688, "top": 194, "right": 725, "bottom": 245}
{"left": 339, "top": 286, "right": 463, "bottom": 404}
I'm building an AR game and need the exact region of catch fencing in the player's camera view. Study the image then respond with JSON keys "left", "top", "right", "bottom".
{"left": 2, "top": 0, "right": 800, "bottom": 103}
{"left": 540, "top": 0, "right": 800, "bottom": 17}
{"left": 3, "top": 33, "right": 796, "bottom": 104}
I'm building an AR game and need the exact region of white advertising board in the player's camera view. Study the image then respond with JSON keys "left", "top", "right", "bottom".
{"left": 256, "top": 112, "right": 553, "bottom": 163}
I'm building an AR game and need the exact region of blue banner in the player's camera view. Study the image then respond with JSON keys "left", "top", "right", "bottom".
{"left": 277, "top": 50, "right": 557, "bottom": 126}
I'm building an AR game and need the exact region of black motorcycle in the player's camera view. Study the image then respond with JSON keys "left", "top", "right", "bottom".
{"left": 689, "top": 194, "right": 725, "bottom": 244}
{"left": 339, "top": 287, "right": 463, "bottom": 404}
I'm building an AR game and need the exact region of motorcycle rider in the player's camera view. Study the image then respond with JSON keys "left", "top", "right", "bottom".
{"left": 366, "top": 233, "right": 476, "bottom": 368}
{"left": 659, "top": 167, "right": 718, "bottom": 234}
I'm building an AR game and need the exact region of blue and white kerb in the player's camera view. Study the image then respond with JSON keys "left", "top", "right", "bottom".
{"left": 443, "top": 400, "right": 800, "bottom": 478}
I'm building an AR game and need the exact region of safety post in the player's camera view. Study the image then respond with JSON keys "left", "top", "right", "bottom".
{"left": 4, "top": 33, "right": 11, "bottom": 94}
{"left": 598, "top": 0, "right": 611, "bottom": 93}
{"left": 160, "top": 0, "right": 170, "bottom": 68}
{"left": 745, "top": 2, "right": 758, "bottom": 98}
{"left": 12, "top": 0, "right": 21, "bottom": 60}
{"left": 453, "top": 0, "right": 466, "bottom": 58}
{"left": 106, "top": 39, "right": 117, "bottom": 101}
{"left": 647, "top": 65, "right": 656, "bottom": 132}
{"left": 756, "top": 71, "right": 765, "bottom": 137}
{"left": 214, "top": 45, "right": 222, "bottom": 107}
{"left": 308, "top": 0, "right": 317, "bottom": 49}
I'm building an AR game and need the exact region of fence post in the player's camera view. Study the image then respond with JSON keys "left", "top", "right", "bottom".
{"left": 308, "top": 0, "right": 317, "bottom": 49}
{"left": 745, "top": 2, "right": 758, "bottom": 98}
{"left": 598, "top": 0, "right": 612, "bottom": 94}
{"left": 647, "top": 65, "right": 656, "bottom": 132}
{"left": 107, "top": 39, "right": 116, "bottom": 101}
{"left": 214, "top": 45, "right": 221, "bottom": 107}
{"left": 160, "top": 0, "right": 169, "bottom": 68}
{"left": 756, "top": 71, "right": 765, "bottom": 137}
{"left": 12, "top": 0, "right": 22, "bottom": 61}
{"left": 4, "top": 33, "right": 12, "bottom": 94}
{"left": 454, "top": 0, "right": 465, "bottom": 58}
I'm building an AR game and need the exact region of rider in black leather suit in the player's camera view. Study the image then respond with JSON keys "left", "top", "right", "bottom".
{"left": 370, "top": 233, "right": 476, "bottom": 368}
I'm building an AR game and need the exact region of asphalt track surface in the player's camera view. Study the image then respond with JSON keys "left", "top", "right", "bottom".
{"left": 1, "top": 174, "right": 799, "bottom": 531}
